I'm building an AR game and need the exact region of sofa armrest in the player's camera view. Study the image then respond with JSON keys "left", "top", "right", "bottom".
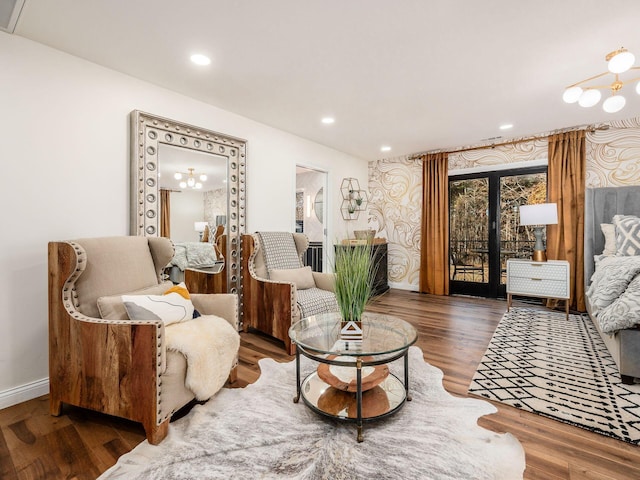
{"left": 191, "top": 293, "right": 238, "bottom": 330}
{"left": 312, "top": 272, "right": 336, "bottom": 292}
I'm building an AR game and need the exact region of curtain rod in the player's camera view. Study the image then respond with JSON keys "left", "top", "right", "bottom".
{"left": 408, "top": 123, "right": 610, "bottom": 159}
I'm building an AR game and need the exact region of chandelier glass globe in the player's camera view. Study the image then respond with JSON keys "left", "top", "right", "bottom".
{"left": 578, "top": 89, "right": 601, "bottom": 107}
{"left": 608, "top": 50, "right": 635, "bottom": 74}
{"left": 562, "top": 86, "right": 583, "bottom": 103}
{"left": 602, "top": 95, "right": 626, "bottom": 113}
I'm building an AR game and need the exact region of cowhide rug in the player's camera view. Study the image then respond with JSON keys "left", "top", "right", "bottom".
{"left": 100, "top": 346, "right": 524, "bottom": 479}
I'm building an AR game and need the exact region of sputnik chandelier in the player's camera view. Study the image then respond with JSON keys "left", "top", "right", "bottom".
{"left": 174, "top": 167, "right": 207, "bottom": 189}
{"left": 562, "top": 47, "right": 640, "bottom": 113}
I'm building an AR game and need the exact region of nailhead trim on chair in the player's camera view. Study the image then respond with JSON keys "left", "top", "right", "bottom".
{"left": 62, "top": 241, "right": 167, "bottom": 425}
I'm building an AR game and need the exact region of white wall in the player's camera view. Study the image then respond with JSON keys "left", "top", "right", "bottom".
{"left": 170, "top": 190, "right": 205, "bottom": 243}
{"left": 0, "top": 32, "right": 369, "bottom": 407}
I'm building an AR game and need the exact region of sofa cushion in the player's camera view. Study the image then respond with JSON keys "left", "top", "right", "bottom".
{"left": 270, "top": 266, "right": 316, "bottom": 290}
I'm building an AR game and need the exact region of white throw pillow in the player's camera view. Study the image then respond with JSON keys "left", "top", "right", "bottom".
{"left": 122, "top": 282, "right": 194, "bottom": 325}
{"left": 600, "top": 223, "right": 617, "bottom": 256}
{"left": 270, "top": 266, "right": 316, "bottom": 290}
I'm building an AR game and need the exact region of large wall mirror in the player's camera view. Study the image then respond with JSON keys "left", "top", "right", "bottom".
{"left": 130, "top": 110, "right": 246, "bottom": 298}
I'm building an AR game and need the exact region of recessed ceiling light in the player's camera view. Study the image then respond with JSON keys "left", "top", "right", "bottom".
{"left": 190, "top": 54, "right": 211, "bottom": 66}
{"left": 380, "top": 146, "right": 391, "bottom": 152}
{"left": 499, "top": 124, "right": 514, "bottom": 130}
{"left": 321, "top": 117, "right": 335, "bottom": 124}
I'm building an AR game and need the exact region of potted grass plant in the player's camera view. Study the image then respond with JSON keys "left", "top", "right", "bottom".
{"left": 334, "top": 240, "right": 374, "bottom": 323}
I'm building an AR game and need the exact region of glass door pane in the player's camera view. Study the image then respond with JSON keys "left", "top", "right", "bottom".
{"left": 499, "top": 173, "right": 547, "bottom": 284}
{"left": 449, "top": 178, "right": 489, "bottom": 286}
{"left": 450, "top": 166, "right": 547, "bottom": 298}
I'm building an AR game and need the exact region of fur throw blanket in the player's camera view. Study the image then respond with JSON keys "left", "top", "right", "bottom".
{"left": 165, "top": 315, "right": 240, "bottom": 400}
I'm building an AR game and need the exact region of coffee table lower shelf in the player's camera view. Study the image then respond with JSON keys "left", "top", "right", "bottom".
{"left": 297, "top": 372, "right": 407, "bottom": 440}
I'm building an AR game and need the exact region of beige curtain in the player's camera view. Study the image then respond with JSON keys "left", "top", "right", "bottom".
{"left": 160, "top": 189, "right": 171, "bottom": 238}
{"left": 419, "top": 152, "right": 449, "bottom": 295}
{"left": 546, "top": 131, "right": 586, "bottom": 311}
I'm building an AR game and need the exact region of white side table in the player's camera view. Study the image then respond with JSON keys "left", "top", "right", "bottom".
{"left": 506, "top": 259, "right": 570, "bottom": 320}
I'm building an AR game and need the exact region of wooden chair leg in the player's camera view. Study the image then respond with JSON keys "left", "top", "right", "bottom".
{"left": 145, "top": 418, "right": 169, "bottom": 445}
{"left": 285, "top": 337, "right": 296, "bottom": 356}
{"left": 50, "top": 395, "right": 62, "bottom": 416}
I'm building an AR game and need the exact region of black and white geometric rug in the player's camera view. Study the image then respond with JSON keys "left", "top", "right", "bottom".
{"left": 469, "top": 307, "right": 640, "bottom": 444}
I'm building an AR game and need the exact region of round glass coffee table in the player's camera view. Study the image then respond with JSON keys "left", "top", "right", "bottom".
{"left": 289, "top": 311, "right": 417, "bottom": 442}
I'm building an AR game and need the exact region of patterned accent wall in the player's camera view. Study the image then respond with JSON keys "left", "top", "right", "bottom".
{"left": 448, "top": 138, "right": 547, "bottom": 170}
{"left": 586, "top": 121, "right": 640, "bottom": 187}
{"left": 203, "top": 188, "right": 226, "bottom": 226}
{"left": 369, "top": 117, "right": 640, "bottom": 290}
{"left": 368, "top": 157, "right": 422, "bottom": 288}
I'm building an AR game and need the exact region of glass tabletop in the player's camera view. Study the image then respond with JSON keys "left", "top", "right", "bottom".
{"left": 289, "top": 312, "right": 417, "bottom": 359}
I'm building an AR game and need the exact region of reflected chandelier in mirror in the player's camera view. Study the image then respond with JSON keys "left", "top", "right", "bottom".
{"left": 130, "top": 110, "right": 247, "bottom": 297}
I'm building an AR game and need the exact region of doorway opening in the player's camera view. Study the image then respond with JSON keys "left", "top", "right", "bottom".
{"left": 295, "top": 166, "right": 328, "bottom": 272}
{"left": 449, "top": 165, "right": 547, "bottom": 298}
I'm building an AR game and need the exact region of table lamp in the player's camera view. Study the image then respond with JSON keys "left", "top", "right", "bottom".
{"left": 194, "top": 221, "right": 208, "bottom": 241}
{"left": 519, "top": 203, "right": 558, "bottom": 262}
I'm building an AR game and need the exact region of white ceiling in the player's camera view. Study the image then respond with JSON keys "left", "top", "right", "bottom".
{"left": 12, "top": 0, "right": 640, "bottom": 160}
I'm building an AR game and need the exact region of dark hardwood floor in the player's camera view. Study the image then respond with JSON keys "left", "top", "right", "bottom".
{"left": 1, "top": 290, "right": 639, "bottom": 479}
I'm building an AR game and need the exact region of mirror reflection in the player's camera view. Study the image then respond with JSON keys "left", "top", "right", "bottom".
{"left": 314, "top": 187, "right": 324, "bottom": 223}
{"left": 158, "top": 144, "right": 227, "bottom": 242}
{"left": 159, "top": 144, "right": 227, "bottom": 281}
{"left": 130, "top": 110, "right": 246, "bottom": 298}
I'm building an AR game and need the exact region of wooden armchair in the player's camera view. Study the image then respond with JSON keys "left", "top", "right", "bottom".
{"left": 242, "top": 232, "right": 339, "bottom": 354}
{"left": 48, "top": 236, "right": 239, "bottom": 444}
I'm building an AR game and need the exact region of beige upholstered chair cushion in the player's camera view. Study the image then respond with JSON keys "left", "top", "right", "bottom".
{"left": 73, "top": 237, "right": 174, "bottom": 318}
{"left": 270, "top": 266, "right": 316, "bottom": 290}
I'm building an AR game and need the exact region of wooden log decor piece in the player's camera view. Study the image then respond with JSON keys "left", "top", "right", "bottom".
{"left": 316, "top": 355, "right": 389, "bottom": 392}
{"left": 317, "top": 385, "right": 390, "bottom": 418}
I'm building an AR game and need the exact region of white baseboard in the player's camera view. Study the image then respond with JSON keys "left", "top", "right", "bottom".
{"left": 0, "top": 378, "right": 49, "bottom": 410}
{"left": 388, "top": 281, "right": 418, "bottom": 291}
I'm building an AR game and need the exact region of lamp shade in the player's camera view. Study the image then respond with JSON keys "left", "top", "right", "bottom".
{"left": 194, "top": 221, "right": 208, "bottom": 232}
{"left": 519, "top": 203, "right": 558, "bottom": 226}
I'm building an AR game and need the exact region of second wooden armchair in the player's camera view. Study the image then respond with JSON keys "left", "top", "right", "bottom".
{"left": 242, "top": 232, "right": 339, "bottom": 354}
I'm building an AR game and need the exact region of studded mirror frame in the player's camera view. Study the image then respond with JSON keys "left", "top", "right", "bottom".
{"left": 130, "top": 110, "right": 247, "bottom": 303}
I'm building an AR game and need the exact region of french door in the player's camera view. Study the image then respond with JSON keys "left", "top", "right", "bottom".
{"left": 449, "top": 166, "right": 547, "bottom": 298}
